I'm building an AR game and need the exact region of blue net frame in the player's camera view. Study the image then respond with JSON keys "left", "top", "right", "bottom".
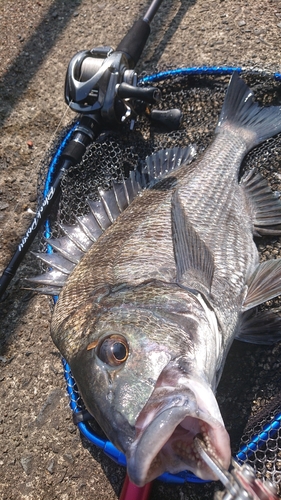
{"left": 42, "top": 66, "right": 281, "bottom": 484}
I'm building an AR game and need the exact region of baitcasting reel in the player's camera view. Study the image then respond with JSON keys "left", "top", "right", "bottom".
{"left": 65, "top": 45, "right": 161, "bottom": 127}
{"left": 64, "top": 0, "right": 181, "bottom": 130}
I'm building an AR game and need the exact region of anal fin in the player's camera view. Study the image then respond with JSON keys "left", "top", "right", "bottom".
{"left": 243, "top": 259, "right": 281, "bottom": 310}
{"left": 241, "top": 168, "right": 281, "bottom": 236}
{"left": 171, "top": 191, "right": 214, "bottom": 294}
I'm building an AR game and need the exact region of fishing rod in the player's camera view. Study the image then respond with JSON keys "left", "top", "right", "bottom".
{"left": 0, "top": 0, "right": 178, "bottom": 300}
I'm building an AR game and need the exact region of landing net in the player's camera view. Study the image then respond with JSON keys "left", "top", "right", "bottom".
{"left": 36, "top": 66, "right": 281, "bottom": 493}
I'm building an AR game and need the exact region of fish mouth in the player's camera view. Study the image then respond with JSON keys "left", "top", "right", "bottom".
{"left": 126, "top": 374, "right": 231, "bottom": 486}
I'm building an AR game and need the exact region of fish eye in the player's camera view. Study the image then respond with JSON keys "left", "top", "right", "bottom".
{"left": 96, "top": 335, "right": 129, "bottom": 366}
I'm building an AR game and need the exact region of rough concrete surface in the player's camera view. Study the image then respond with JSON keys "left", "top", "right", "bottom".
{"left": 0, "top": 1, "right": 281, "bottom": 499}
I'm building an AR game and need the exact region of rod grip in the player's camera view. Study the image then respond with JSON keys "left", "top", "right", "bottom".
{"left": 116, "top": 19, "right": 150, "bottom": 68}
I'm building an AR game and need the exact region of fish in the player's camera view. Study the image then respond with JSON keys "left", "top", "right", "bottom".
{"left": 30, "top": 73, "right": 281, "bottom": 486}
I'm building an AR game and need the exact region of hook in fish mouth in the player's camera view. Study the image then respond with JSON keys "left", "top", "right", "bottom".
{"left": 125, "top": 379, "right": 231, "bottom": 486}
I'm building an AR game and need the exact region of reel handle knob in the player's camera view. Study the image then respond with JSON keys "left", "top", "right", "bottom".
{"left": 150, "top": 108, "right": 183, "bottom": 131}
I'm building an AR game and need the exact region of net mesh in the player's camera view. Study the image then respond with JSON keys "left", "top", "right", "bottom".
{"left": 36, "top": 69, "right": 281, "bottom": 494}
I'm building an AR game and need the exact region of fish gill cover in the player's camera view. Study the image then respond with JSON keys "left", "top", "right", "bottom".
{"left": 35, "top": 69, "right": 281, "bottom": 493}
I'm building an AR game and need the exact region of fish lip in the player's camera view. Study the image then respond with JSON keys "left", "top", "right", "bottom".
{"left": 125, "top": 388, "right": 230, "bottom": 487}
{"left": 126, "top": 400, "right": 193, "bottom": 486}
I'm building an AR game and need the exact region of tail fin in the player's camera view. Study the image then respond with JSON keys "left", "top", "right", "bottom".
{"left": 216, "top": 72, "right": 281, "bottom": 151}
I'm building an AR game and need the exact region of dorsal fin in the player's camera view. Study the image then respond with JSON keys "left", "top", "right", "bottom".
{"left": 143, "top": 145, "right": 196, "bottom": 186}
{"left": 27, "top": 145, "right": 196, "bottom": 294}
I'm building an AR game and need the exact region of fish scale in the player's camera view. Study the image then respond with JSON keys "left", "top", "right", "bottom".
{"left": 30, "top": 73, "right": 281, "bottom": 486}
{"left": 175, "top": 142, "right": 257, "bottom": 295}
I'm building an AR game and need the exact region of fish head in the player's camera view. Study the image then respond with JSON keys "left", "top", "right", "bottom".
{"left": 51, "top": 281, "right": 231, "bottom": 485}
{"left": 69, "top": 314, "right": 173, "bottom": 453}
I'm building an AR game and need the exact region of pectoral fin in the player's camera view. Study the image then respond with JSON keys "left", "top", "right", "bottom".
{"left": 242, "top": 259, "right": 281, "bottom": 310}
{"left": 171, "top": 191, "right": 214, "bottom": 294}
{"left": 237, "top": 308, "right": 281, "bottom": 345}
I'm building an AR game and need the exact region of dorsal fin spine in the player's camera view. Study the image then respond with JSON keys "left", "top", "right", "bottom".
{"left": 98, "top": 187, "right": 116, "bottom": 223}
{"left": 75, "top": 214, "right": 98, "bottom": 243}
{"left": 58, "top": 223, "right": 88, "bottom": 253}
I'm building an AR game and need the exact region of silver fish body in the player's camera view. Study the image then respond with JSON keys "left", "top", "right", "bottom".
{"left": 32, "top": 73, "right": 281, "bottom": 485}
